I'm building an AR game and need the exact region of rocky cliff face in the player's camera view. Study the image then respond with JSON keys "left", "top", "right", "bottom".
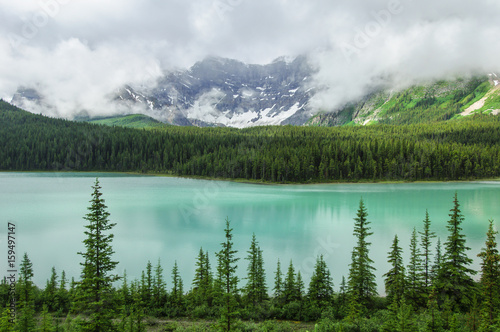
{"left": 116, "top": 55, "right": 316, "bottom": 127}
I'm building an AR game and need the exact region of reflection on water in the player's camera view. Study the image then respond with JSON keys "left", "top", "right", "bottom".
{"left": 1, "top": 173, "right": 499, "bottom": 294}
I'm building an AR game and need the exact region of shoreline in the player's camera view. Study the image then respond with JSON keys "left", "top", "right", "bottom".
{"left": 2, "top": 170, "right": 500, "bottom": 186}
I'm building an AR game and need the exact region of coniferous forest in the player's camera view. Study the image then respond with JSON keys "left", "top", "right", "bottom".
{"left": 1, "top": 100, "right": 500, "bottom": 183}
{"left": 1, "top": 179, "right": 499, "bottom": 331}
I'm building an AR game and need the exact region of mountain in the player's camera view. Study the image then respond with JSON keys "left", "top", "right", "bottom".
{"left": 307, "top": 75, "right": 500, "bottom": 126}
{"left": 11, "top": 56, "right": 316, "bottom": 128}
{"left": 117, "top": 55, "right": 315, "bottom": 127}
{"left": 9, "top": 55, "right": 500, "bottom": 128}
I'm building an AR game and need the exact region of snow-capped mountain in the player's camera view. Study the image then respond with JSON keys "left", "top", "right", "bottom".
{"left": 117, "top": 55, "right": 316, "bottom": 127}
{"left": 11, "top": 56, "right": 316, "bottom": 128}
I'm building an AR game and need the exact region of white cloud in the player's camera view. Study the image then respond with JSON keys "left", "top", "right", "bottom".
{"left": 0, "top": 0, "right": 499, "bottom": 116}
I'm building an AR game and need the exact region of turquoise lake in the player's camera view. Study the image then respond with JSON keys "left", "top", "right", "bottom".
{"left": 1, "top": 172, "right": 499, "bottom": 294}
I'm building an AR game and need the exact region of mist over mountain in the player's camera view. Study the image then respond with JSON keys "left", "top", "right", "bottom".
{"left": 10, "top": 54, "right": 499, "bottom": 128}
{"left": 11, "top": 55, "right": 317, "bottom": 127}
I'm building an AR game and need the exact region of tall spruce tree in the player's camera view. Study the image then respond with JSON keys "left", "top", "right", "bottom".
{"left": 283, "top": 260, "right": 297, "bottom": 304}
{"left": 171, "top": 261, "right": 183, "bottom": 306}
{"left": 215, "top": 218, "right": 240, "bottom": 332}
{"left": 76, "top": 178, "right": 119, "bottom": 331}
{"left": 273, "top": 259, "right": 283, "bottom": 301}
{"left": 430, "top": 238, "right": 442, "bottom": 283}
{"left": 347, "top": 199, "right": 377, "bottom": 310}
{"left": 15, "top": 253, "right": 36, "bottom": 332}
{"left": 406, "top": 227, "right": 425, "bottom": 309}
{"left": 152, "top": 259, "right": 167, "bottom": 310}
{"left": 244, "top": 234, "right": 266, "bottom": 306}
{"left": 192, "top": 248, "right": 212, "bottom": 306}
{"left": 436, "top": 193, "right": 476, "bottom": 310}
{"left": 477, "top": 219, "right": 500, "bottom": 330}
{"left": 255, "top": 248, "right": 267, "bottom": 303}
{"left": 419, "top": 210, "right": 436, "bottom": 292}
{"left": 42, "top": 266, "right": 58, "bottom": 312}
{"left": 383, "top": 235, "right": 406, "bottom": 305}
{"left": 144, "top": 261, "right": 153, "bottom": 307}
{"left": 308, "top": 255, "right": 334, "bottom": 308}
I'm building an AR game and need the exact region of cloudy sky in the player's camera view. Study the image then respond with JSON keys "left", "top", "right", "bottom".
{"left": 1, "top": 0, "right": 499, "bottom": 116}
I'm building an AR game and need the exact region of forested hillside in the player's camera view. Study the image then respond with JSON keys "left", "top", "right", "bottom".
{"left": 308, "top": 76, "right": 500, "bottom": 126}
{"left": 1, "top": 99, "right": 500, "bottom": 183}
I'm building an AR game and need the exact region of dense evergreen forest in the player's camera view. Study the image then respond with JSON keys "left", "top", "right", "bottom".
{"left": 1, "top": 180, "right": 499, "bottom": 331}
{"left": 1, "top": 100, "right": 500, "bottom": 183}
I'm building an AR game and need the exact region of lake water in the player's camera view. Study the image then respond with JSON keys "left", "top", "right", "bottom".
{"left": 1, "top": 172, "right": 499, "bottom": 294}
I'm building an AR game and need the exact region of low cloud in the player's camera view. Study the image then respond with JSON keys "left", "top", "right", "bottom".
{"left": 0, "top": 0, "right": 498, "bottom": 117}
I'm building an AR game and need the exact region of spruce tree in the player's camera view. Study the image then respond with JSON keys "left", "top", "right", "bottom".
{"left": 215, "top": 218, "right": 240, "bottom": 332}
{"left": 273, "top": 259, "right": 283, "bottom": 301}
{"left": 338, "top": 276, "right": 348, "bottom": 316}
{"left": 296, "top": 271, "right": 305, "bottom": 301}
{"left": 15, "top": 253, "right": 36, "bottom": 332}
{"left": 347, "top": 199, "right": 377, "bottom": 310}
{"left": 129, "top": 279, "right": 145, "bottom": 332}
{"left": 76, "top": 178, "right": 119, "bottom": 331}
{"left": 57, "top": 270, "right": 69, "bottom": 314}
{"left": 406, "top": 227, "right": 425, "bottom": 309}
{"left": 426, "top": 286, "right": 443, "bottom": 332}
{"left": 255, "top": 248, "right": 267, "bottom": 303}
{"left": 42, "top": 267, "right": 58, "bottom": 312}
{"left": 383, "top": 235, "right": 405, "bottom": 305}
{"left": 419, "top": 210, "right": 436, "bottom": 292}
{"left": 171, "top": 261, "right": 183, "bottom": 307}
{"left": 145, "top": 261, "right": 153, "bottom": 307}
{"left": 477, "top": 219, "right": 500, "bottom": 330}
{"left": 152, "top": 259, "right": 167, "bottom": 310}
{"left": 244, "top": 234, "right": 266, "bottom": 306}
{"left": 283, "top": 260, "right": 296, "bottom": 304}
{"left": 430, "top": 238, "right": 442, "bottom": 283}
{"left": 436, "top": 193, "right": 476, "bottom": 310}
{"left": 0, "top": 307, "right": 15, "bottom": 332}
{"left": 308, "top": 255, "right": 334, "bottom": 308}
{"left": 39, "top": 304, "right": 56, "bottom": 332}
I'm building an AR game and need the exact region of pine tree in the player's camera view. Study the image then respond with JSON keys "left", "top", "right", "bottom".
{"left": 395, "top": 297, "right": 414, "bottom": 332}
{"left": 15, "top": 252, "right": 36, "bottom": 332}
{"left": 152, "top": 259, "right": 167, "bottom": 310}
{"left": 283, "top": 260, "right": 296, "bottom": 304}
{"left": 171, "top": 261, "right": 183, "bottom": 306}
{"left": 215, "top": 217, "right": 240, "bottom": 332}
{"left": 255, "top": 248, "right": 267, "bottom": 303}
{"left": 244, "top": 234, "right": 266, "bottom": 306}
{"left": 0, "top": 307, "right": 15, "bottom": 332}
{"left": 426, "top": 286, "right": 443, "bottom": 332}
{"left": 296, "top": 271, "right": 305, "bottom": 301}
{"left": 419, "top": 210, "right": 436, "bottom": 292}
{"left": 436, "top": 193, "right": 476, "bottom": 310}
{"left": 76, "top": 178, "right": 119, "bottom": 331}
{"left": 430, "top": 238, "right": 442, "bottom": 283}
{"left": 191, "top": 249, "right": 213, "bottom": 307}
{"left": 145, "top": 261, "right": 153, "bottom": 307}
{"left": 38, "top": 305, "right": 56, "bottom": 332}
{"left": 347, "top": 199, "right": 377, "bottom": 309}
{"left": 384, "top": 235, "right": 406, "bottom": 305}
{"left": 338, "top": 276, "right": 348, "bottom": 316}
{"left": 43, "top": 267, "right": 58, "bottom": 312}
{"left": 129, "top": 280, "right": 145, "bottom": 332}
{"left": 273, "top": 259, "right": 283, "bottom": 301}
{"left": 477, "top": 219, "right": 500, "bottom": 330}
{"left": 308, "top": 255, "right": 334, "bottom": 308}
{"left": 57, "top": 270, "right": 69, "bottom": 314}
{"left": 121, "top": 270, "right": 132, "bottom": 305}
{"left": 406, "top": 228, "right": 425, "bottom": 309}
